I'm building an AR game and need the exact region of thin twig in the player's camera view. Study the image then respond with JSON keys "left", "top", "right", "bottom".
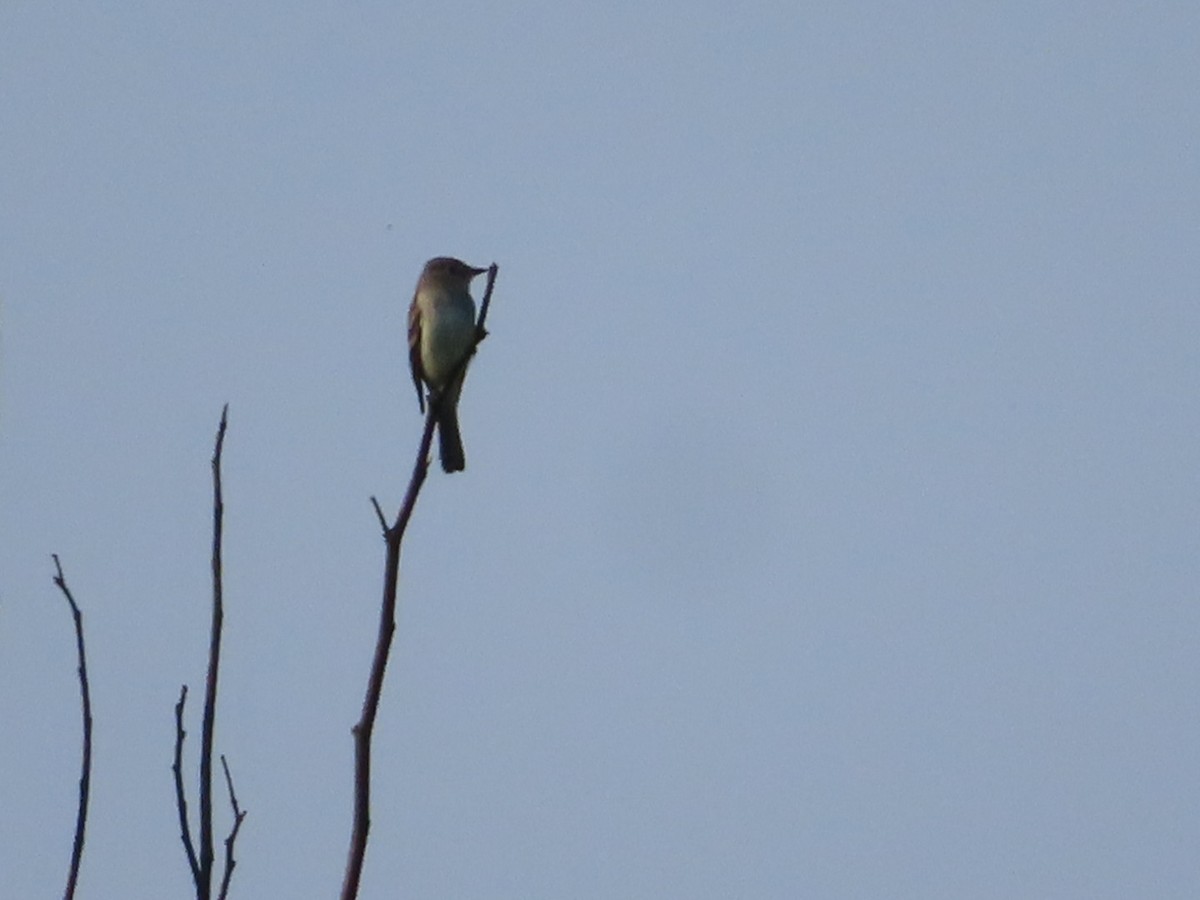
{"left": 198, "top": 403, "right": 230, "bottom": 900}
{"left": 370, "top": 496, "right": 388, "bottom": 535}
{"left": 51, "top": 554, "right": 92, "bottom": 900}
{"left": 216, "top": 754, "right": 247, "bottom": 900}
{"left": 340, "top": 263, "right": 499, "bottom": 900}
{"left": 476, "top": 263, "right": 498, "bottom": 336}
{"left": 452, "top": 262, "right": 499, "bottom": 405}
{"left": 173, "top": 685, "right": 201, "bottom": 886}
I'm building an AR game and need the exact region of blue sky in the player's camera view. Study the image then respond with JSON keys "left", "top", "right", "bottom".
{"left": 2, "top": 2, "right": 1198, "bottom": 897}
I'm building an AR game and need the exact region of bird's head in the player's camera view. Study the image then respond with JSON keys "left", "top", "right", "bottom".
{"left": 422, "top": 257, "right": 487, "bottom": 286}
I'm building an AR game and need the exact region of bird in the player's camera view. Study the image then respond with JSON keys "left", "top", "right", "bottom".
{"left": 407, "top": 256, "right": 487, "bottom": 473}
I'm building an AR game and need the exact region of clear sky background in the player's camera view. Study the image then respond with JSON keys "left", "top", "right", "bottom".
{"left": 2, "top": 2, "right": 1197, "bottom": 898}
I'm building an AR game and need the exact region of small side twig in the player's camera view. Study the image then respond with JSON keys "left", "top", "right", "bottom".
{"left": 216, "top": 754, "right": 247, "bottom": 900}
{"left": 370, "top": 496, "right": 388, "bottom": 533}
{"left": 340, "top": 262, "right": 499, "bottom": 900}
{"left": 173, "top": 685, "right": 201, "bottom": 886}
{"left": 51, "top": 554, "right": 92, "bottom": 900}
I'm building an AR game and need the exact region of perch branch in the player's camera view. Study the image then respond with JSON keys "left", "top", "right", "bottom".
{"left": 340, "top": 262, "right": 498, "bottom": 900}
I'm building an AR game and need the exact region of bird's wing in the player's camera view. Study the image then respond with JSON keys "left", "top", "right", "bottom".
{"left": 407, "top": 295, "right": 426, "bottom": 413}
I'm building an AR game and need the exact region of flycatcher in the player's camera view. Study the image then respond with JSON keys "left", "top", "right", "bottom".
{"left": 408, "top": 256, "right": 487, "bottom": 473}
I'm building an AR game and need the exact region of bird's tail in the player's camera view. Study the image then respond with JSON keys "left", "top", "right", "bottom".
{"left": 437, "top": 405, "right": 466, "bottom": 473}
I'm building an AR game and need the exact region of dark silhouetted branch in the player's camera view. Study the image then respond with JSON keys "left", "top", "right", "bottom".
{"left": 175, "top": 405, "right": 241, "bottom": 900}
{"left": 340, "top": 262, "right": 498, "bottom": 900}
{"left": 370, "top": 496, "right": 388, "bottom": 533}
{"left": 198, "top": 403, "right": 229, "bottom": 900}
{"left": 216, "top": 754, "right": 247, "bottom": 900}
{"left": 174, "top": 685, "right": 201, "bottom": 887}
{"left": 51, "top": 554, "right": 92, "bottom": 900}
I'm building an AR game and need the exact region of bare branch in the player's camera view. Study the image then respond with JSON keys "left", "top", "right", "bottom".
{"left": 173, "top": 685, "right": 201, "bottom": 887}
{"left": 198, "top": 404, "right": 231, "bottom": 896}
{"left": 198, "top": 403, "right": 230, "bottom": 899}
{"left": 452, "top": 262, "right": 499, "bottom": 405}
{"left": 370, "top": 496, "right": 388, "bottom": 535}
{"left": 341, "top": 408, "right": 436, "bottom": 900}
{"left": 51, "top": 554, "right": 92, "bottom": 900}
{"left": 216, "top": 754, "right": 247, "bottom": 900}
{"left": 340, "top": 263, "right": 499, "bottom": 900}
{"left": 476, "top": 262, "right": 499, "bottom": 336}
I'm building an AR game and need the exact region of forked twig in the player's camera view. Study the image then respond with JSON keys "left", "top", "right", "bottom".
{"left": 217, "top": 754, "right": 247, "bottom": 900}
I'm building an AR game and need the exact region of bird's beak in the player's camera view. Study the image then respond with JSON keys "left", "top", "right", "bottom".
{"left": 470, "top": 265, "right": 488, "bottom": 279}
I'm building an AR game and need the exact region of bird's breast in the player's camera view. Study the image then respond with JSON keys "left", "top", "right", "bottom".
{"left": 418, "top": 289, "right": 476, "bottom": 386}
